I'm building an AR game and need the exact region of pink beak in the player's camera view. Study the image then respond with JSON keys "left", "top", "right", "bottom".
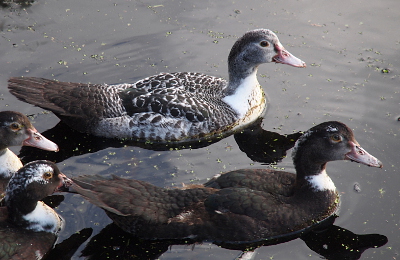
{"left": 345, "top": 141, "right": 383, "bottom": 168}
{"left": 273, "top": 44, "right": 306, "bottom": 68}
{"left": 23, "top": 128, "right": 59, "bottom": 152}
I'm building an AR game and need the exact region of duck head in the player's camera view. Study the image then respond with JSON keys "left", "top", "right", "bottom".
{"left": 292, "top": 121, "right": 383, "bottom": 173}
{"left": 5, "top": 160, "right": 72, "bottom": 233}
{"left": 228, "top": 29, "right": 306, "bottom": 73}
{"left": 0, "top": 111, "right": 58, "bottom": 152}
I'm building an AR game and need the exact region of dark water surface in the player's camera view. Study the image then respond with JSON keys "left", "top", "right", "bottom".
{"left": 0, "top": 0, "right": 399, "bottom": 259}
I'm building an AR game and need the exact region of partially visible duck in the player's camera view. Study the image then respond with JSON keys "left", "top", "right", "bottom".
{"left": 0, "top": 160, "right": 72, "bottom": 259}
{"left": 8, "top": 29, "right": 306, "bottom": 143}
{"left": 0, "top": 111, "right": 59, "bottom": 193}
{"left": 71, "top": 121, "right": 382, "bottom": 243}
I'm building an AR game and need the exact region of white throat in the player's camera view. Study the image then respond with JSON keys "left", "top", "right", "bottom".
{"left": 222, "top": 71, "right": 261, "bottom": 118}
{"left": 305, "top": 169, "right": 336, "bottom": 191}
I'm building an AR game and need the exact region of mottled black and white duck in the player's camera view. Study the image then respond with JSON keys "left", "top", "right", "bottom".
{"left": 8, "top": 29, "right": 306, "bottom": 143}
{"left": 0, "top": 160, "right": 72, "bottom": 259}
{"left": 71, "top": 121, "right": 382, "bottom": 243}
{"left": 0, "top": 111, "right": 59, "bottom": 193}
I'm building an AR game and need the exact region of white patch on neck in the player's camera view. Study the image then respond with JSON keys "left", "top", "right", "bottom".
{"left": 222, "top": 71, "right": 260, "bottom": 118}
{"left": 305, "top": 169, "right": 336, "bottom": 191}
{"left": 0, "top": 148, "right": 23, "bottom": 178}
{"left": 23, "top": 201, "right": 63, "bottom": 234}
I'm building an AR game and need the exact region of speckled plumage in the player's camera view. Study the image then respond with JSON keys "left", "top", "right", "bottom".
{"left": 8, "top": 29, "right": 306, "bottom": 143}
{"left": 71, "top": 121, "right": 382, "bottom": 243}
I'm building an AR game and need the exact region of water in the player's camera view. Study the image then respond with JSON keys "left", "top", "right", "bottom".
{"left": 0, "top": 0, "right": 399, "bottom": 259}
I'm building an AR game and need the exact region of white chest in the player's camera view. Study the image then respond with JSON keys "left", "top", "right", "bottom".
{"left": 23, "top": 201, "right": 63, "bottom": 234}
{"left": 222, "top": 73, "right": 263, "bottom": 118}
{"left": 305, "top": 169, "right": 336, "bottom": 191}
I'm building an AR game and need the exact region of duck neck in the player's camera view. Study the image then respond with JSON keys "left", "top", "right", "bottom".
{"left": 6, "top": 190, "right": 61, "bottom": 233}
{"left": 294, "top": 153, "right": 336, "bottom": 192}
{"left": 6, "top": 191, "right": 39, "bottom": 222}
{"left": 222, "top": 68, "right": 261, "bottom": 118}
{"left": 225, "top": 53, "right": 260, "bottom": 96}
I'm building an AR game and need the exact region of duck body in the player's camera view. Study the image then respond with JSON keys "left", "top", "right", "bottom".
{"left": 0, "top": 160, "right": 72, "bottom": 259}
{"left": 0, "top": 111, "right": 59, "bottom": 194}
{"left": 89, "top": 174, "right": 337, "bottom": 242}
{"left": 9, "top": 29, "right": 305, "bottom": 143}
{"left": 71, "top": 121, "right": 382, "bottom": 243}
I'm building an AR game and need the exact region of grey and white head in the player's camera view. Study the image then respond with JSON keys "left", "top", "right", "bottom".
{"left": 228, "top": 29, "right": 306, "bottom": 77}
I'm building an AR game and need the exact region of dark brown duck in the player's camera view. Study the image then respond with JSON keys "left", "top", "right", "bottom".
{"left": 71, "top": 121, "right": 382, "bottom": 243}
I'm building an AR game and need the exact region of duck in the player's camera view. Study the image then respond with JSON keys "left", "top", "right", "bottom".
{"left": 0, "top": 160, "right": 72, "bottom": 259}
{"left": 8, "top": 29, "right": 306, "bottom": 143}
{"left": 70, "top": 121, "right": 382, "bottom": 243}
{"left": 0, "top": 111, "right": 59, "bottom": 193}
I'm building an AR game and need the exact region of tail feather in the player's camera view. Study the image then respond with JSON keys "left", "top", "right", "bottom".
{"left": 9, "top": 77, "right": 68, "bottom": 115}
{"left": 8, "top": 77, "right": 125, "bottom": 120}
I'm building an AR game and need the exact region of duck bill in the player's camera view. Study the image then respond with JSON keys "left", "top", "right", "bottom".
{"left": 345, "top": 141, "right": 383, "bottom": 168}
{"left": 23, "top": 128, "right": 59, "bottom": 152}
{"left": 273, "top": 44, "right": 306, "bottom": 68}
{"left": 56, "top": 172, "right": 73, "bottom": 192}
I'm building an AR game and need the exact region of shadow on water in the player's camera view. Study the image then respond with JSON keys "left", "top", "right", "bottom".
{"left": 73, "top": 216, "right": 387, "bottom": 260}
{"left": 18, "top": 118, "right": 301, "bottom": 165}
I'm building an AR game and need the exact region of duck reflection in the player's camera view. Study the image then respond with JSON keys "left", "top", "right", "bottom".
{"left": 301, "top": 224, "right": 387, "bottom": 260}
{"left": 79, "top": 218, "right": 387, "bottom": 260}
{"left": 18, "top": 118, "right": 299, "bottom": 165}
{"left": 0, "top": 0, "right": 34, "bottom": 9}
{"left": 233, "top": 118, "right": 301, "bottom": 163}
{"left": 44, "top": 227, "right": 93, "bottom": 260}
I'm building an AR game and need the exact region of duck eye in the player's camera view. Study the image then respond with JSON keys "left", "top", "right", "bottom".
{"left": 43, "top": 172, "right": 53, "bottom": 180}
{"left": 260, "top": 41, "right": 270, "bottom": 47}
{"left": 10, "top": 122, "right": 21, "bottom": 131}
{"left": 330, "top": 134, "right": 342, "bottom": 142}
